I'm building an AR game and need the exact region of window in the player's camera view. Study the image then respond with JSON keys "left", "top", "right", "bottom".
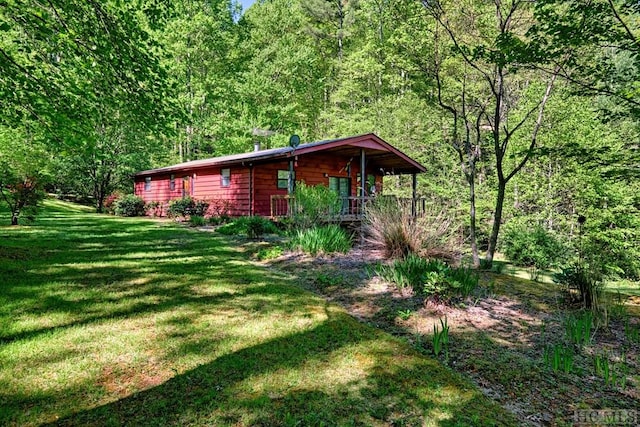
{"left": 277, "top": 170, "right": 294, "bottom": 190}
{"left": 329, "top": 177, "right": 351, "bottom": 213}
{"left": 144, "top": 177, "right": 151, "bottom": 191}
{"left": 329, "top": 177, "right": 350, "bottom": 197}
{"left": 221, "top": 168, "right": 231, "bottom": 187}
{"left": 169, "top": 174, "right": 175, "bottom": 191}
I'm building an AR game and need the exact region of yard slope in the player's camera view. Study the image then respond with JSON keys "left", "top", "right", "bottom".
{"left": 0, "top": 199, "right": 515, "bottom": 426}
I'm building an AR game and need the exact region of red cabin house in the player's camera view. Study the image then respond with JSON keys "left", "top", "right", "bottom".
{"left": 133, "top": 133, "right": 426, "bottom": 218}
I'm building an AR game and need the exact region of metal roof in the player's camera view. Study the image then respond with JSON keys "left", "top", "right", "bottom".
{"left": 135, "top": 134, "right": 425, "bottom": 176}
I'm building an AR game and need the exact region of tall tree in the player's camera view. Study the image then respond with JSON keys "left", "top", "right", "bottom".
{"left": 0, "top": 0, "right": 169, "bottom": 142}
{"left": 391, "top": 0, "right": 566, "bottom": 266}
{"left": 150, "top": 0, "right": 242, "bottom": 160}
{"left": 0, "top": 124, "right": 50, "bottom": 225}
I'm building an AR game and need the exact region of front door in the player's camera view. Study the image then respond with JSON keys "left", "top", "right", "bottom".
{"left": 329, "top": 177, "right": 350, "bottom": 213}
{"left": 182, "top": 176, "right": 191, "bottom": 197}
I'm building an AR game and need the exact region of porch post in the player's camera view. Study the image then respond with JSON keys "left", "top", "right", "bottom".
{"left": 248, "top": 164, "right": 254, "bottom": 216}
{"left": 412, "top": 172, "right": 417, "bottom": 216}
{"left": 288, "top": 159, "right": 294, "bottom": 195}
{"left": 288, "top": 159, "right": 294, "bottom": 216}
{"left": 360, "top": 149, "right": 366, "bottom": 215}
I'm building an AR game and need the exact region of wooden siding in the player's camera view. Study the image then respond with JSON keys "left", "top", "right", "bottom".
{"left": 134, "top": 167, "right": 251, "bottom": 216}
{"left": 134, "top": 174, "right": 184, "bottom": 204}
{"left": 135, "top": 152, "right": 383, "bottom": 217}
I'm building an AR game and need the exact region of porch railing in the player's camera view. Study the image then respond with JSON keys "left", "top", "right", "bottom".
{"left": 270, "top": 195, "right": 428, "bottom": 220}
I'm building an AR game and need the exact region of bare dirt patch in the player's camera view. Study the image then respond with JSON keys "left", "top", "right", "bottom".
{"left": 266, "top": 245, "right": 640, "bottom": 426}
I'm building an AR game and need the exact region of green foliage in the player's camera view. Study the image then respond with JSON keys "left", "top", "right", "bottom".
{"left": 396, "top": 309, "right": 413, "bottom": 321}
{"left": 543, "top": 344, "right": 574, "bottom": 374}
{"left": 192, "top": 200, "right": 210, "bottom": 217}
{"left": 145, "top": 201, "right": 164, "bottom": 217}
{"left": 290, "top": 225, "right": 352, "bottom": 256}
{"left": 244, "top": 216, "right": 276, "bottom": 239}
{"left": 0, "top": 126, "right": 50, "bottom": 225}
{"left": 113, "top": 195, "right": 146, "bottom": 217}
{"left": 0, "top": 1, "right": 170, "bottom": 136}
{"left": 167, "top": 198, "right": 193, "bottom": 218}
{"left": 0, "top": 173, "right": 45, "bottom": 226}
{"left": 167, "top": 197, "right": 209, "bottom": 219}
{"left": 376, "top": 254, "right": 434, "bottom": 291}
{"left": 423, "top": 266, "right": 479, "bottom": 301}
{"left": 216, "top": 216, "right": 279, "bottom": 239}
{"left": 208, "top": 215, "right": 231, "bottom": 226}
{"left": 189, "top": 215, "right": 206, "bottom": 227}
{"left": 104, "top": 193, "right": 122, "bottom": 215}
{"left": 502, "top": 222, "right": 565, "bottom": 270}
{"left": 314, "top": 272, "right": 346, "bottom": 288}
{"left": 290, "top": 182, "right": 342, "bottom": 230}
{"left": 593, "top": 351, "right": 629, "bottom": 389}
{"left": 256, "top": 246, "right": 284, "bottom": 261}
{"left": 623, "top": 318, "right": 640, "bottom": 344}
{"left": 554, "top": 264, "right": 604, "bottom": 312}
{"left": 564, "top": 311, "right": 593, "bottom": 348}
{"left": 376, "top": 254, "right": 478, "bottom": 301}
{"left": 432, "top": 317, "right": 450, "bottom": 361}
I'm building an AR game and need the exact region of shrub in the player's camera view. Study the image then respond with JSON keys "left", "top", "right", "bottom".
{"left": 208, "top": 215, "right": 230, "bottom": 226}
{"left": 209, "top": 199, "right": 233, "bottom": 217}
{"left": 167, "top": 197, "right": 194, "bottom": 218}
{"left": 216, "top": 216, "right": 279, "bottom": 238}
{"left": 145, "top": 201, "right": 163, "bottom": 217}
{"left": 376, "top": 254, "right": 478, "bottom": 300}
{"left": 364, "top": 196, "right": 459, "bottom": 260}
{"left": 290, "top": 182, "right": 342, "bottom": 230}
{"left": 114, "top": 195, "right": 145, "bottom": 217}
{"left": 502, "top": 222, "right": 564, "bottom": 270}
{"left": 192, "top": 200, "right": 209, "bottom": 217}
{"left": 554, "top": 264, "right": 604, "bottom": 311}
{"left": 103, "top": 192, "right": 122, "bottom": 214}
{"left": 426, "top": 266, "right": 479, "bottom": 299}
{"left": 290, "top": 225, "right": 352, "bottom": 255}
{"left": 189, "top": 215, "right": 206, "bottom": 227}
{"left": 376, "top": 253, "right": 434, "bottom": 291}
{"left": 166, "top": 198, "right": 209, "bottom": 219}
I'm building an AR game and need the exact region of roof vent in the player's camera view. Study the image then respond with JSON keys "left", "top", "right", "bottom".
{"left": 254, "top": 141, "right": 261, "bottom": 152}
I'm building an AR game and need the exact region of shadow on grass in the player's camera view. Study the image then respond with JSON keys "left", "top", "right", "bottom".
{"left": 48, "top": 312, "right": 508, "bottom": 427}
{"left": 1, "top": 201, "right": 516, "bottom": 426}
{"left": 0, "top": 210, "right": 309, "bottom": 345}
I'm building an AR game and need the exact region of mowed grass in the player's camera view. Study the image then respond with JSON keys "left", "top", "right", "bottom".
{"left": 0, "top": 199, "right": 515, "bottom": 426}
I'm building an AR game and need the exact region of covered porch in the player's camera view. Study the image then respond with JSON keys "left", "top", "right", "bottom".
{"left": 266, "top": 134, "right": 427, "bottom": 221}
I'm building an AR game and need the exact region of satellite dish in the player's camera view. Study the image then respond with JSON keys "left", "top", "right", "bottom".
{"left": 289, "top": 134, "right": 300, "bottom": 148}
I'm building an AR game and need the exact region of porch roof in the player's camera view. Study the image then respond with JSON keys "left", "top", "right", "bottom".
{"left": 135, "top": 133, "right": 426, "bottom": 177}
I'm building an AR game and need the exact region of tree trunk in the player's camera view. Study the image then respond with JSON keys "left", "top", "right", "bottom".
{"left": 11, "top": 211, "right": 18, "bottom": 226}
{"left": 468, "top": 172, "right": 480, "bottom": 267}
{"left": 485, "top": 180, "right": 506, "bottom": 266}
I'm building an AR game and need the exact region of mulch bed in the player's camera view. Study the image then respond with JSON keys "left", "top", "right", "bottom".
{"left": 265, "top": 246, "right": 640, "bottom": 426}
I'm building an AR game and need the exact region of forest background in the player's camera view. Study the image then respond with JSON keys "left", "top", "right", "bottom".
{"left": 1, "top": 0, "right": 639, "bottom": 278}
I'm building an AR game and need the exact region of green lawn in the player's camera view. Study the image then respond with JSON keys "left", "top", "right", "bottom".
{"left": 0, "top": 199, "right": 515, "bottom": 426}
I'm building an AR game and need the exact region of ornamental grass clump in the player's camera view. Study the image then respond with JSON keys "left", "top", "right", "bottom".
{"left": 363, "top": 196, "right": 459, "bottom": 261}
{"left": 290, "top": 225, "right": 352, "bottom": 256}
